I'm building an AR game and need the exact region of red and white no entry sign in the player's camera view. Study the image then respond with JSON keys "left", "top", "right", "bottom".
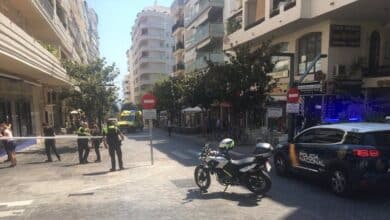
{"left": 287, "top": 88, "right": 300, "bottom": 103}
{"left": 141, "top": 93, "right": 157, "bottom": 109}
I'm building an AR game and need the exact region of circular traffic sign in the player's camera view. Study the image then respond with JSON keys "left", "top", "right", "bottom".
{"left": 287, "top": 88, "right": 300, "bottom": 103}
{"left": 141, "top": 93, "right": 157, "bottom": 109}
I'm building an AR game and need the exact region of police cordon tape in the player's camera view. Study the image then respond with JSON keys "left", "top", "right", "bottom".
{"left": 0, "top": 135, "right": 103, "bottom": 140}
{"left": 0, "top": 135, "right": 150, "bottom": 141}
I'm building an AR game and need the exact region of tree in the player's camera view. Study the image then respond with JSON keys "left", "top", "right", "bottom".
{"left": 204, "top": 40, "right": 277, "bottom": 125}
{"left": 62, "top": 58, "right": 119, "bottom": 127}
{"left": 153, "top": 76, "right": 184, "bottom": 116}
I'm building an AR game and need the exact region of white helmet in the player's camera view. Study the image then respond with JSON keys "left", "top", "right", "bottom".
{"left": 219, "top": 138, "right": 235, "bottom": 150}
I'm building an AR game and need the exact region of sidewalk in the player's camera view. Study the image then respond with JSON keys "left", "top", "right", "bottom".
{"left": 0, "top": 135, "right": 78, "bottom": 159}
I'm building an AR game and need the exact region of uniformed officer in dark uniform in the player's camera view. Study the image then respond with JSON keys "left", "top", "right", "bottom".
{"left": 77, "top": 122, "right": 90, "bottom": 164}
{"left": 103, "top": 120, "right": 124, "bottom": 171}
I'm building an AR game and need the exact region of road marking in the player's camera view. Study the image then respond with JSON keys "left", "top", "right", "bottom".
{"left": 0, "top": 200, "right": 33, "bottom": 207}
{"left": 0, "top": 209, "right": 25, "bottom": 218}
{"left": 171, "top": 151, "right": 191, "bottom": 160}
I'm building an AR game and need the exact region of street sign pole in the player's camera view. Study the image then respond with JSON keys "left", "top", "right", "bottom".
{"left": 149, "top": 119, "right": 154, "bottom": 165}
{"left": 141, "top": 93, "right": 157, "bottom": 166}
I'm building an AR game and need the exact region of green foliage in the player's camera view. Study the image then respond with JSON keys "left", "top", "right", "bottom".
{"left": 152, "top": 39, "right": 277, "bottom": 125}
{"left": 153, "top": 76, "right": 184, "bottom": 115}
{"left": 61, "top": 58, "right": 119, "bottom": 125}
{"left": 227, "top": 15, "right": 242, "bottom": 35}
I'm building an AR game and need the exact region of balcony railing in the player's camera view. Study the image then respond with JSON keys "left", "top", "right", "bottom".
{"left": 284, "top": 0, "right": 296, "bottom": 11}
{"left": 173, "top": 62, "right": 185, "bottom": 72}
{"left": 172, "top": 19, "right": 184, "bottom": 33}
{"left": 186, "top": 23, "right": 224, "bottom": 49}
{"left": 173, "top": 41, "right": 184, "bottom": 52}
{"left": 0, "top": 12, "right": 69, "bottom": 85}
{"left": 33, "top": 0, "right": 73, "bottom": 53}
{"left": 37, "top": 0, "right": 54, "bottom": 19}
{"left": 186, "top": 53, "right": 224, "bottom": 72}
{"left": 184, "top": 0, "right": 224, "bottom": 26}
{"left": 227, "top": 13, "right": 242, "bottom": 35}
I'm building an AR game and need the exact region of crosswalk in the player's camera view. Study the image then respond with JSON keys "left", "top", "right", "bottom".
{"left": 0, "top": 200, "right": 33, "bottom": 218}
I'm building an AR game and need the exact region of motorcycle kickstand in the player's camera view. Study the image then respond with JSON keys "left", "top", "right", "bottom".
{"left": 223, "top": 185, "right": 230, "bottom": 193}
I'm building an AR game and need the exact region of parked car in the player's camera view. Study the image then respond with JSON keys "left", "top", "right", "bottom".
{"left": 273, "top": 123, "right": 390, "bottom": 196}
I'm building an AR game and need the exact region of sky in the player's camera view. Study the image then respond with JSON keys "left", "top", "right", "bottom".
{"left": 87, "top": 0, "right": 172, "bottom": 99}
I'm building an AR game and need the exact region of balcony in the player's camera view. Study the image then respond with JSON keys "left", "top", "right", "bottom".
{"left": 173, "top": 62, "right": 185, "bottom": 72}
{"left": 186, "top": 53, "right": 224, "bottom": 72}
{"left": 0, "top": 12, "right": 70, "bottom": 86}
{"left": 31, "top": 0, "right": 73, "bottom": 54}
{"left": 186, "top": 23, "right": 224, "bottom": 49}
{"left": 185, "top": 0, "right": 224, "bottom": 27}
{"left": 173, "top": 41, "right": 184, "bottom": 53}
{"left": 172, "top": 19, "right": 184, "bottom": 34}
{"left": 227, "top": 13, "right": 243, "bottom": 35}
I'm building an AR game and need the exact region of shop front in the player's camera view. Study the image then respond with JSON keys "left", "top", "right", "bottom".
{"left": 0, "top": 76, "right": 43, "bottom": 137}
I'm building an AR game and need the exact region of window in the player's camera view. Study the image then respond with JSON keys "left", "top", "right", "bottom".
{"left": 295, "top": 129, "right": 316, "bottom": 143}
{"left": 298, "top": 32, "right": 322, "bottom": 74}
{"left": 363, "top": 131, "right": 390, "bottom": 147}
{"left": 344, "top": 132, "right": 362, "bottom": 145}
{"left": 315, "top": 129, "right": 344, "bottom": 144}
{"left": 296, "top": 128, "right": 344, "bottom": 144}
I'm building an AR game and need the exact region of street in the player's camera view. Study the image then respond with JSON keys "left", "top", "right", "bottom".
{"left": 0, "top": 130, "right": 390, "bottom": 220}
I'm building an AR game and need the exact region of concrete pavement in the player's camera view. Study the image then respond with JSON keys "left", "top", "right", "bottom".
{"left": 0, "top": 129, "right": 389, "bottom": 219}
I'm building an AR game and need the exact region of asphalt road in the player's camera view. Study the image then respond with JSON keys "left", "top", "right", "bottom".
{"left": 0, "top": 129, "right": 390, "bottom": 220}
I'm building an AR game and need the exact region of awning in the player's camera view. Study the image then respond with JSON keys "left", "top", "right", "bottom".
{"left": 182, "top": 106, "right": 203, "bottom": 113}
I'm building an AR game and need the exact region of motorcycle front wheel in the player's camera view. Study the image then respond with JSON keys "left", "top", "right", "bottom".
{"left": 246, "top": 170, "right": 272, "bottom": 195}
{"left": 194, "top": 165, "right": 211, "bottom": 192}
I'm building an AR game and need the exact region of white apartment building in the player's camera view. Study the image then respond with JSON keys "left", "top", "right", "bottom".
{"left": 171, "top": 0, "right": 186, "bottom": 76}
{"left": 224, "top": 0, "right": 390, "bottom": 128}
{"left": 122, "top": 74, "right": 132, "bottom": 103}
{"left": 128, "top": 5, "right": 174, "bottom": 103}
{"left": 0, "top": 0, "right": 99, "bottom": 136}
{"left": 184, "top": 0, "right": 225, "bottom": 73}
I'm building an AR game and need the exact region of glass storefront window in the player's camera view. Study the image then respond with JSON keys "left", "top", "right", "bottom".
{"left": 298, "top": 32, "right": 322, "bottom": 74}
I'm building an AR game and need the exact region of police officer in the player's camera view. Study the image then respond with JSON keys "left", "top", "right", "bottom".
{"left": 77, "top": 122, "right": 90, "bottom": 164}
{"left": 42, "top": 122, "right": 61, "bottom": 162}
{"left": 103, "top": 120, "right": 124, "bottom": 172}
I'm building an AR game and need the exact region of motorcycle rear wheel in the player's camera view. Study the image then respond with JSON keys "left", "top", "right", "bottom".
{"left": 194, "top": 165, "right": 211, "bottom": 192}
{"left": 246, "top": 170, "right": 272, "bottom": 195}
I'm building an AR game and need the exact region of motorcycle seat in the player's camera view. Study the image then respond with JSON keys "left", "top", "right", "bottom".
{"left": 231, "top": 157, "right": 255, "bottom": 165}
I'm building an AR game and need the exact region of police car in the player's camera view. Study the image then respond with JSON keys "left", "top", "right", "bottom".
{"left": 273, "top": 123, "right": 390, "bottom": 195}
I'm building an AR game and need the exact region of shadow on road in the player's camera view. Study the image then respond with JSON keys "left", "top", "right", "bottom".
{"left": 183, "top": 188, "right": 263, "bottom": 207}
{"left": 83, "top": 171, "right": 110, "bottom": 176}
{"left": 265, "top": 171, "right": 390, "bottom": 220}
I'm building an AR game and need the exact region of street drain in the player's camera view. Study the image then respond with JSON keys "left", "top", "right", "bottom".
{"left": 171, "top": 178, "right": 196, "bottom": 188}
{"left": 68, "top": 192, "right": 94, "bottom": 197}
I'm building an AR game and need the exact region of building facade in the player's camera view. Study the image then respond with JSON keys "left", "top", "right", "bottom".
{"left": 0, "top": 0, "right": 99, "bottom": 136}
{"left": 171, "top": 0, "right": 186, "bottom": 76}
{"left": 224, "top": 0, "right": 390, "bottom": 130}
{"left": 127, "top": 5, "right": 174, "bottom": 104}
{"left": 122, "top": 74, "right": 132, "bottom": 103}
{"left": 184, "top": 0, "right": 225, "bottom": 73}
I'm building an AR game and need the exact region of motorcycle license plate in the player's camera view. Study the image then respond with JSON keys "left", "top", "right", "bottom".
{"left": 265, "top": 161, "right": 272, "bottom": 172}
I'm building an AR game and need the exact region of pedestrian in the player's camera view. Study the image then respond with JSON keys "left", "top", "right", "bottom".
{"left": 167, "top": 118, "right": 173, "bottom": 137}
{"left": 103, "top": 120, "right": 124, "bottom": 172}
{"left": 91, "top": 123, "right": 102, "bottom": 163}
{"left": 77, "top": 122, "right": 90, "bottom": 164}
{"left": 2, "top": 123, "right": 12, "bottom": 163}
{"left": 42, "top": 122, "right": 61, "bottom": 162}
{"left": 0, "top": 123, "right": 16, "bottom": 167}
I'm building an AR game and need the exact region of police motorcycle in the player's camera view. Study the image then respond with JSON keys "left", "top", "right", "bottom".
{"left": 194, "top": 138, "right": 273, "bottom": 195}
